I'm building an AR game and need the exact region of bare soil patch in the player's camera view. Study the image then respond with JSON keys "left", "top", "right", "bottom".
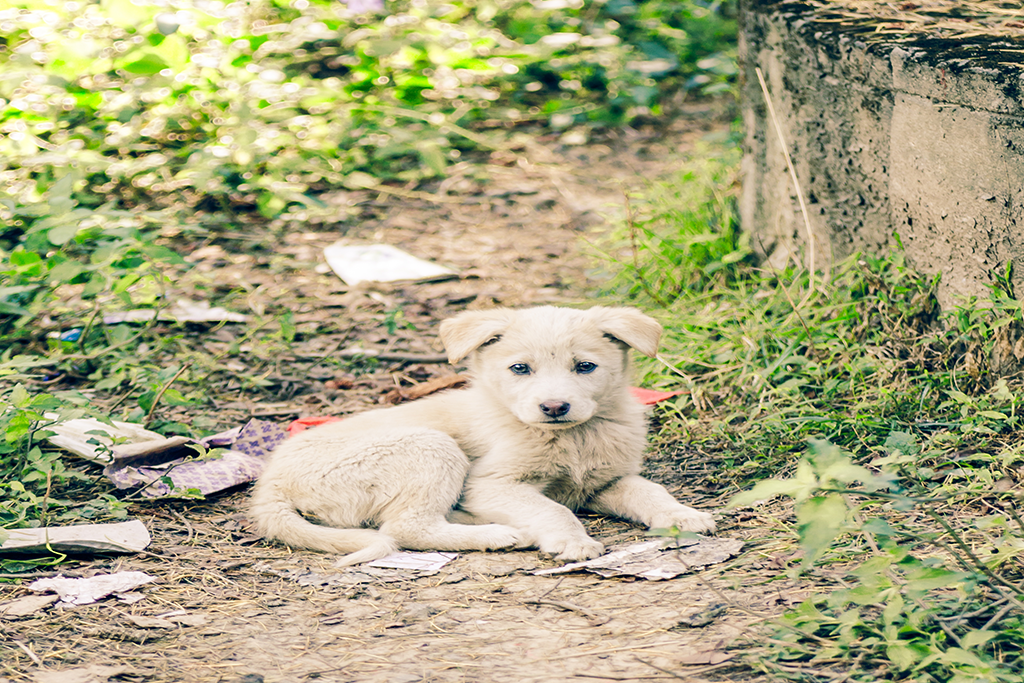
{"left": 2, "top": 107, "right": 795, "bottom": 683}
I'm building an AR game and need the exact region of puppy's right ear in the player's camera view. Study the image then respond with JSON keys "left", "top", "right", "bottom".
{"left": 439, "top": 309, "right": 512, "bottom": 363}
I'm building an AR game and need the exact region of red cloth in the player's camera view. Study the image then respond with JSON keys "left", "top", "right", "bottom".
{"left": 287, "top": 415, "right": 343, "bottom": 436}
{"left": 629, "top": 387, "right": 685, "bottom": 405}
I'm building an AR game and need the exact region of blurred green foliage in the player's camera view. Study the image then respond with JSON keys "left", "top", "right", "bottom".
{"left": 0, "top": 0, "right": 736, "bottom": 332}
{"left": 0, "top": 0, "right": 735, "bottom": 218}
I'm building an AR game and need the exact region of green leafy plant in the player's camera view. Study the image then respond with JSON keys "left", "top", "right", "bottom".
{"left": 598, "top": 141, "right": 1024, "bottom": 681}
{"left": 729, "top": 439, "right": 1024, "bottom": 681}
{"left": 0, "top": 384, "right": 92, "bottom": 533}
{"left": 1, "top": 175, "right": 184, "bottom": 336}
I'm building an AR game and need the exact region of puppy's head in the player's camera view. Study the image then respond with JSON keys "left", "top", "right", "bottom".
{"left": 440, "top": 306, "right": 661, "bottom": 428}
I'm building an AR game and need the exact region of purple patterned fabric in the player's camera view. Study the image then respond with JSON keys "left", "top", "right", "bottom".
{"left": 201, "top": 425, "right": 242, "bottom": 447}
{"left": 230, "top": 419, "right": 287, "bottom": 457}
{"left": 104, "top": 419, "right": 287, "bottom": 498}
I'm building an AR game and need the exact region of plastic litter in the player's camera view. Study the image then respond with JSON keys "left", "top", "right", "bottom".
{"left": 102, "top": 299, "right": 248, "bottom": 324}
{"left": 256, "top": 561, "right": 443, "bottom": 587}
{"left": 46, "top": 417, "right": 167, "bottom": 465}
{"left": 0, "top": 520, "right": 151, "bottom": 556}
{"left": 102, "top": 419, "right": 286, "bottom": 498}
{"left": 630, "top": 387, "right": 685, "bottom": 405}
{"left": 287, "top": 415, "right": 342, "bottom": 436}
{"left": 33, "top": 665, "right": 132, "bottom": 683}
{"left": 0, "top": 594, "right": 59, "bottom": 617}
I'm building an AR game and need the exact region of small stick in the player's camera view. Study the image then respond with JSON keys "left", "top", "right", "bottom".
{"left": 755, "top": 66, "right": 819, "bottom": 295}
{"left": 14, "top": 640, "right": 43, "bottom": 667}
{"left": 338, "top": 349, "right": 450, "bottom": 364}
{"left": 536, "top": 576, "right": 565, "bottom": 600}
{"left": 635, "top": 656, "right": 719, "bottom": 681}
{"left": 981, "top": 601, "right": 1015, "bottom": 632}
{"left": 770, "top": 662, "right": 848, "bottom": 679}
{"left": 145, "top": 363, "right": 191, "bottom": 426}
{"left": 170, "top": 508, "right": 196, "bottom": 544}
{"left": 572, "top": 674, "right": 674, "bottom": 681}
{"left": 524, "top": 599, "right": 611, "bottom": 626}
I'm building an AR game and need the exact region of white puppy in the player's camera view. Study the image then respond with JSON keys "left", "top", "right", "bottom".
{"left": 249, "top": 306, "right": 716, "bottom": 565}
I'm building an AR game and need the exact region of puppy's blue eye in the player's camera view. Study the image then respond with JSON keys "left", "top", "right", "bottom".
{"left": 575, "top": 361, "right": 597, "bottom": 374}
{"left": 509, "top": 363, "right": 532, "bottom": 375}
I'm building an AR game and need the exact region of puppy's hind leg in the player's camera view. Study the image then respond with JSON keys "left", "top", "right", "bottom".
{"left": 377, "top": 431, "right": 521, "bottom": 552}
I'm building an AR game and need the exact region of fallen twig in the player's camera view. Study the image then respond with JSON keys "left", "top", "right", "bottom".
{"left": 338, "top": 348, "right": 450, "bottom": 364}
{"left": 572, "top": 674, "right": 675, "bottom": 681}
{"left": 756, "top": 66, "right": 819, "bottom": 295}
{"left": 145, "top": 363, "right": 192, "bottom": 426}
{"left": 14, "top": 640, "right": 43, "bottom": 667}
{"left": 633, "top": 656, "right": 741, "bottom": 682}
{"left": 524, "top": 599, "right": 610, "bottom": 626}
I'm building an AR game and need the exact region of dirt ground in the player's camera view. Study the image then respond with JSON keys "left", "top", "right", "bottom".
{"left": 1, "top": 106, "right": 803, "bottom": 683}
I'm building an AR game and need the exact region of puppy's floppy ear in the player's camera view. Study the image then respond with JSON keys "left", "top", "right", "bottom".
{"left": 439, "top": 308, "right": 513, "bottom": 363}
{"left": 590, "top": 307, "right": 662, "bottom": 357}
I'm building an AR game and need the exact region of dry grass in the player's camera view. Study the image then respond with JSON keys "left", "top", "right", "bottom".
{"left": 807, "top": 0, "right": 1024, "bottom": 39}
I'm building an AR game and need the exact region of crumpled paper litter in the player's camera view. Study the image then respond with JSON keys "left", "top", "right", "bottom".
{"left": 29, "top": 571, "right": 157, "bottom": 606}
{"left": 533, "top": 537, "right": 743, "bottom": 580}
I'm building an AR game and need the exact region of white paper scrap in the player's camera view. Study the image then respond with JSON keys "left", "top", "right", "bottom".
{"left": 29, "top": 571, "right": 157, "bottom": 606}
{"left": 533, "top": 537, "right": 743, "bottom": 580}
{"left": 0, "top": 520, "right": 151, "bottom": 556}
{"left": 366, "top": 551, "right": 458, "bottom": 571}
{"left": 46, "top": 417, "right": 165, "bottom": 464}
{"left": 324, "top": 243, "right": 456, "bottom": 285}
{"left": 102, "top": 299, "right": 249, "bottom": 325}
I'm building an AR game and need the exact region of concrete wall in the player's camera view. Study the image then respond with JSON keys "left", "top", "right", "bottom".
{"left": 740, "top": 0, "right": 1024, "bottom": 307}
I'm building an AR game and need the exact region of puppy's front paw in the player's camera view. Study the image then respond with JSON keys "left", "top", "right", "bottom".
{"left": 651, "top": 506, "right": 717, "bottom": 534}
{"left": 539, "top": 536, "right": 605, "bottom": 561}
{"left": 476, "top": 524, "right": 522, "bottom": 550}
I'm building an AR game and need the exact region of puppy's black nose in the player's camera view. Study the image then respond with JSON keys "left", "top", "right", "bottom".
{"left": 540, "top": 400, "right": 571, "bottom": 417}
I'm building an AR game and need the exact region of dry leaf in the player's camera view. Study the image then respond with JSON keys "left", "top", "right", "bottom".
{"left": 0, "top": 594, "right": 58, "bottom": 617}
{"left": 1013, "top": 337, "right": 1024, "bottom": 361}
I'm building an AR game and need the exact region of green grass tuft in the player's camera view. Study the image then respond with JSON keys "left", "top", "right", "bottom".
{"left": 603, "top": 142, "right": 1024, "bottom": 682}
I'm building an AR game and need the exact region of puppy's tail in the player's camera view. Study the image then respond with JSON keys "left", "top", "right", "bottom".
{"left": 249, "top": 481, "right": 398, "bottom": 566}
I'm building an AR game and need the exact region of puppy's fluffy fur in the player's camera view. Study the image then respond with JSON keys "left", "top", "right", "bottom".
{"left": 249, "top": 306, "right": 715, "bottom": 565}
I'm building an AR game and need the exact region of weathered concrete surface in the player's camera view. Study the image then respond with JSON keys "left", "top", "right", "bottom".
{"left": 740, "top": 0, "right": 1024, "bottom": 306}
